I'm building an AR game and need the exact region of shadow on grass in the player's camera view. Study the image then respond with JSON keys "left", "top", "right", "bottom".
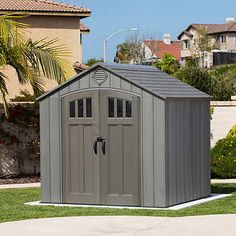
{"left": 211, "top": 184, "right": 236, "bottom": 194}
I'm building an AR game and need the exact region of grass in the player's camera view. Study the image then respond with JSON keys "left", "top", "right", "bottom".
{"left": 0, "top": 184, "right": 235, "bottom": 223}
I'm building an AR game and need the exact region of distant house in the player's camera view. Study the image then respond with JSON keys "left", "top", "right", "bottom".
{"left": 143, "top": 34, "right": 181, "bottom": 64}
{"left": 178, "top": 17, "right": 236, "bottom": 67}
{"left": 0, "top": 0, "right": 91, "bottom": 101}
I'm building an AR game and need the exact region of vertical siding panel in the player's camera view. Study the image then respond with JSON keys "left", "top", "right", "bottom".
{"left": 153, "top": 98, "right": 166, "bottom": 207}
{"left": 131, "top": 85, "right": 142, "bottom": 95}
{"left": 80, "top": 75, "right": 90, "bottom": 89}
{"left": 40, "top": 99, "right": 51, "bottom": 202}
{"left": 142, "top": 92, "right": 154, "bottom": 206}
{"left": 203, "top": 100, "right": 211, "bottom": 196}
{"left": 110, "top": 74, "right": 121, "bottom": 89}
{"left": 121, "top": 79, "right": 132, "bottom": 91}
{"left": 177, "top": 101, "right": 183, "bottom": 203}
{"left": 184, "top": 101, "right": 191, "bottom": 202}
{"left": 166, "top": 99, "right": 210, "bottom": 206}
{"left": 167, "top": 101, "right": 173, "bottom": 206}
{"left": 69, "top": 81, "right": 79, "bottom": 92}
{"left": 49, "top": 93, "right": 61, "bottom": 202}
{"left": 59, "top": 87, "right": 69, "bottom": 96}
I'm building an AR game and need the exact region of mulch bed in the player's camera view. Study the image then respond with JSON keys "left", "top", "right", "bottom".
{"left": 0, "top": 175, "right": 40, "bottom": 185}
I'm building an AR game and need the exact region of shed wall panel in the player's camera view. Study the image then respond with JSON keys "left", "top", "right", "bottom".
{"left": 79, "top": 75, "right": 90, "bottom": 89}
{"left": 153, "top": 98, "right": 166, "bottom": 207}
{"left": 165, "top": 99, "right": 210, "bottom": 206}
{"left": 59, "top": 86, "right": 70, "bottom": 96}
{"left": 69, "top": 81, "right": 80, "bottom": 92}
{"left": 49, "top": 93, "right": 61, "bottom": 203}
{"left": 40, "top": 99, "right": 51, "bottom": 202}
{"left": 121, "top": 79, "right": 132, "bottom": 91}
{"left": 110, "top": 74, "right": 121, "bottom": 89}
{"left": 142, "top": 91, "right": 154, "bottom": 206}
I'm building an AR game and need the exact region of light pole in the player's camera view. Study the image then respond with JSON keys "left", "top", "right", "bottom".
{"left": 103, "top": 28, "right": 138, "bottom": 63}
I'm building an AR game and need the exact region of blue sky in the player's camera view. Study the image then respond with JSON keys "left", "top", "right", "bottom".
{"left": 63, "top": 0, "right": 236, "bottom": 63}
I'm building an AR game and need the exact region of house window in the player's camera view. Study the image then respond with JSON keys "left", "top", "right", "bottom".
{"left": 220, "top": 35, "right": 226, "bottom": 43}
{"left": 182, "top": 40, "right": 190, "bottom": 49}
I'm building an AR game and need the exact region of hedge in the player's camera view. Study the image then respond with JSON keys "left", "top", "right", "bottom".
{"left": 211, "top": 125, "right": 236, "bottom": 178}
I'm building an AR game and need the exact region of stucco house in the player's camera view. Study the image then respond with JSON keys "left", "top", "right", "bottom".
{"left": 143, "top": 34, "right": 181, "bottom": 63}
{"left": 178, "top": 17, "right": 236, "bottom": 67}
{"left": 0, "top": 0, "right": 91, "bottom": 101}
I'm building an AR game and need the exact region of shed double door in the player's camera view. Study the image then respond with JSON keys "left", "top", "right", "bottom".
{"left": 62, "top": 90, "right": 140, "bottom": 206}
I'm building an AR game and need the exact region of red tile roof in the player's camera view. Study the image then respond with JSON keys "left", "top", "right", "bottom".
{"left": 144, "top": 40, "right": 181, "bottom": 60}
{"left": 0, "top": 0, "right": 91, "bottom": 15}
{"left": 80, "top": 23, "right": 90, "bottom": 33}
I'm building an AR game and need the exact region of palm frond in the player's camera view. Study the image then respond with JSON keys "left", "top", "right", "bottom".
{"left": 28, "top": 70, "right": 45, "bottom": 98}
{"left": 24, "top": 38, "right": 73, "bottom": 84}
{"left": 0, "top": 71, "right": 8, "bottom": 118}
{"left": 5, "top": 44, "right": 30, "bottom": 84}
{"left": 0, "top": 13, "right": 28, "bottom": 45}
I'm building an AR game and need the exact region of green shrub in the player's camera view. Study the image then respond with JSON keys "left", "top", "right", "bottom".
{"left": 211, "top": 126, "right": 236, "bottom": 178}
{"left": 227, "top": 125, "right": 236, "bottom": 138}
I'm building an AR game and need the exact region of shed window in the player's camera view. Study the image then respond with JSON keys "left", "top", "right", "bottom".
{"left": 117, "top": 99, "right": 123, "bottom": 117}
{"left": 86, "top": 98, "right": 92, "bottom": 117}
{"left": 69, "top": 101, "right": 76, "bottom": 118}
{"left": 108, "top": 98, "right": 114, "bottom": 117}
{"left": 126, "top": 100, "right": 132, "bottom": 117}
{"left": 108, "top": 97, "right": 132, "bottom": 118}
{"left": 78, "top": 99, "right": 83, "bottom": 117}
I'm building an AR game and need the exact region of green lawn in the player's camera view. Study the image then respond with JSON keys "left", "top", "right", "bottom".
{"left": 0, "top": 184, "right": 235, "bottom": 223}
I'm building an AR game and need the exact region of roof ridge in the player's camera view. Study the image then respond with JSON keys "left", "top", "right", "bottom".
{"left": 227, "top": 22, "right": 236, "bottom": 31}
{"left": 34, "top": 0, "right": 91, "bottom": 12}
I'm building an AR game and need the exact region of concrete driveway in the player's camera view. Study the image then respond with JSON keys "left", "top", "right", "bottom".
{"left": 0, "top": 215, "right": 236, "bottom": 236}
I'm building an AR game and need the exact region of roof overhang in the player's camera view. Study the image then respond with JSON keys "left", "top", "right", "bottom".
{"left": 37, "top": 63, "right": 211, "bottom": 102}
{"left": 0, "top": 10, "right": 91, "bottom": 18}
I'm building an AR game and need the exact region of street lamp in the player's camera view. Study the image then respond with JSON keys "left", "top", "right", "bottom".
{"left": 103, "top": 28, "right": 138, "bottom": 63}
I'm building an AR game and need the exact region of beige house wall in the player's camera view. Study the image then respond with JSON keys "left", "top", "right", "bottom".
{"left": 225, "top": 33, "right": 236, "bottom": 51}
{"left": 1, "top": 15, "right": 82, "bottom": 102}
{"left": 211, "top": 101, "right": 236, "bottom": 147}
{"left": 180, "top": 27, "right": 236, "bottom": 67}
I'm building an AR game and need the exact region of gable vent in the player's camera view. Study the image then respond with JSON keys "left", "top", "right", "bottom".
{"left": 92, "top": 68, "right": 108, "bottom": 85}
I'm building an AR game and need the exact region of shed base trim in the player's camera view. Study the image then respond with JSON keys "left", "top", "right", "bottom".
{"left": 26, "top": 194, "right": 230, "bottom": 210}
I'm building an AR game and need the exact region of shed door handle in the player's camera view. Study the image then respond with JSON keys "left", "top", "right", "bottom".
{"left": 93, "top": 140, "right": 98, "bottom": 155}
{"left": 102, "top": 140, "right": 106, "bottom": 155}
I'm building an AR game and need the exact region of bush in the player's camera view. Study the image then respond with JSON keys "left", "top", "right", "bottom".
{"left": 175, "top": 63, "right": 236, "bottom": 101}
{"left": 227, "top": 125, "right": 236, "bottom": 138}
{"left": 211, "top": 125, "right": 236, "bottom": 178}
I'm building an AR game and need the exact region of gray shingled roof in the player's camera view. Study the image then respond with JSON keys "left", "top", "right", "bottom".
{"left": 102, "top": 63, "right": 210, "bottom": 99}
{"left": 38, "top": 63, "right": 210, "bottom": 101}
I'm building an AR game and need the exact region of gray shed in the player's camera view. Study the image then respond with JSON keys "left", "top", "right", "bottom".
{"left": 38, "top": 63, "right": 211, "bottom": 208}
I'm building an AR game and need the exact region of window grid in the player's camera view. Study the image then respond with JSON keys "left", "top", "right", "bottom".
{"left": 108, "top": 97, "right": 132, "bottom": 118}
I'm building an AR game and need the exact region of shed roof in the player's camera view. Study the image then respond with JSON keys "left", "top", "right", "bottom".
{"left": 38, "top": 63, "right": 210, "bottom": 101}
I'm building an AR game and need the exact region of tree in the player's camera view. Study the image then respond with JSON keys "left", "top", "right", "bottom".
{"left": 85, "top": 58, "right": 103, "bottom": 67}
{"left": 190, "top": 26, "right": 215, "bottom": 67}
{"left": 114, "top": 35, "right": 158, "bottom": 65}
{"left": 175, "top": 62, "right": 236, "bottom": 100}
{"left": 0, "top": 14, "right": 73, "bottom": 117}
{"left": 153, "top": 54, "right": 180, "bottom": 75}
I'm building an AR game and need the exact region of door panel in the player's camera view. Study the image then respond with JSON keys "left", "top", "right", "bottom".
{"left": 100, "top": 90, "right": 140, "bottom": 206}
{"left": 62, "top": 89, "right": 140, "bottom": 206}
{"left": 62, "top": 91, "right": 100, "bottom": 204}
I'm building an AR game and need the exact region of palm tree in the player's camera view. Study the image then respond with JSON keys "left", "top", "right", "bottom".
{"left": 0, "top": 14, "right": 73, "bottom": 117}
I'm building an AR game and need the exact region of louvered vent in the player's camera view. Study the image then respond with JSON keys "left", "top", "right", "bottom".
{"left": 92, "top": 68, "right": 108, "bottom": 85}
